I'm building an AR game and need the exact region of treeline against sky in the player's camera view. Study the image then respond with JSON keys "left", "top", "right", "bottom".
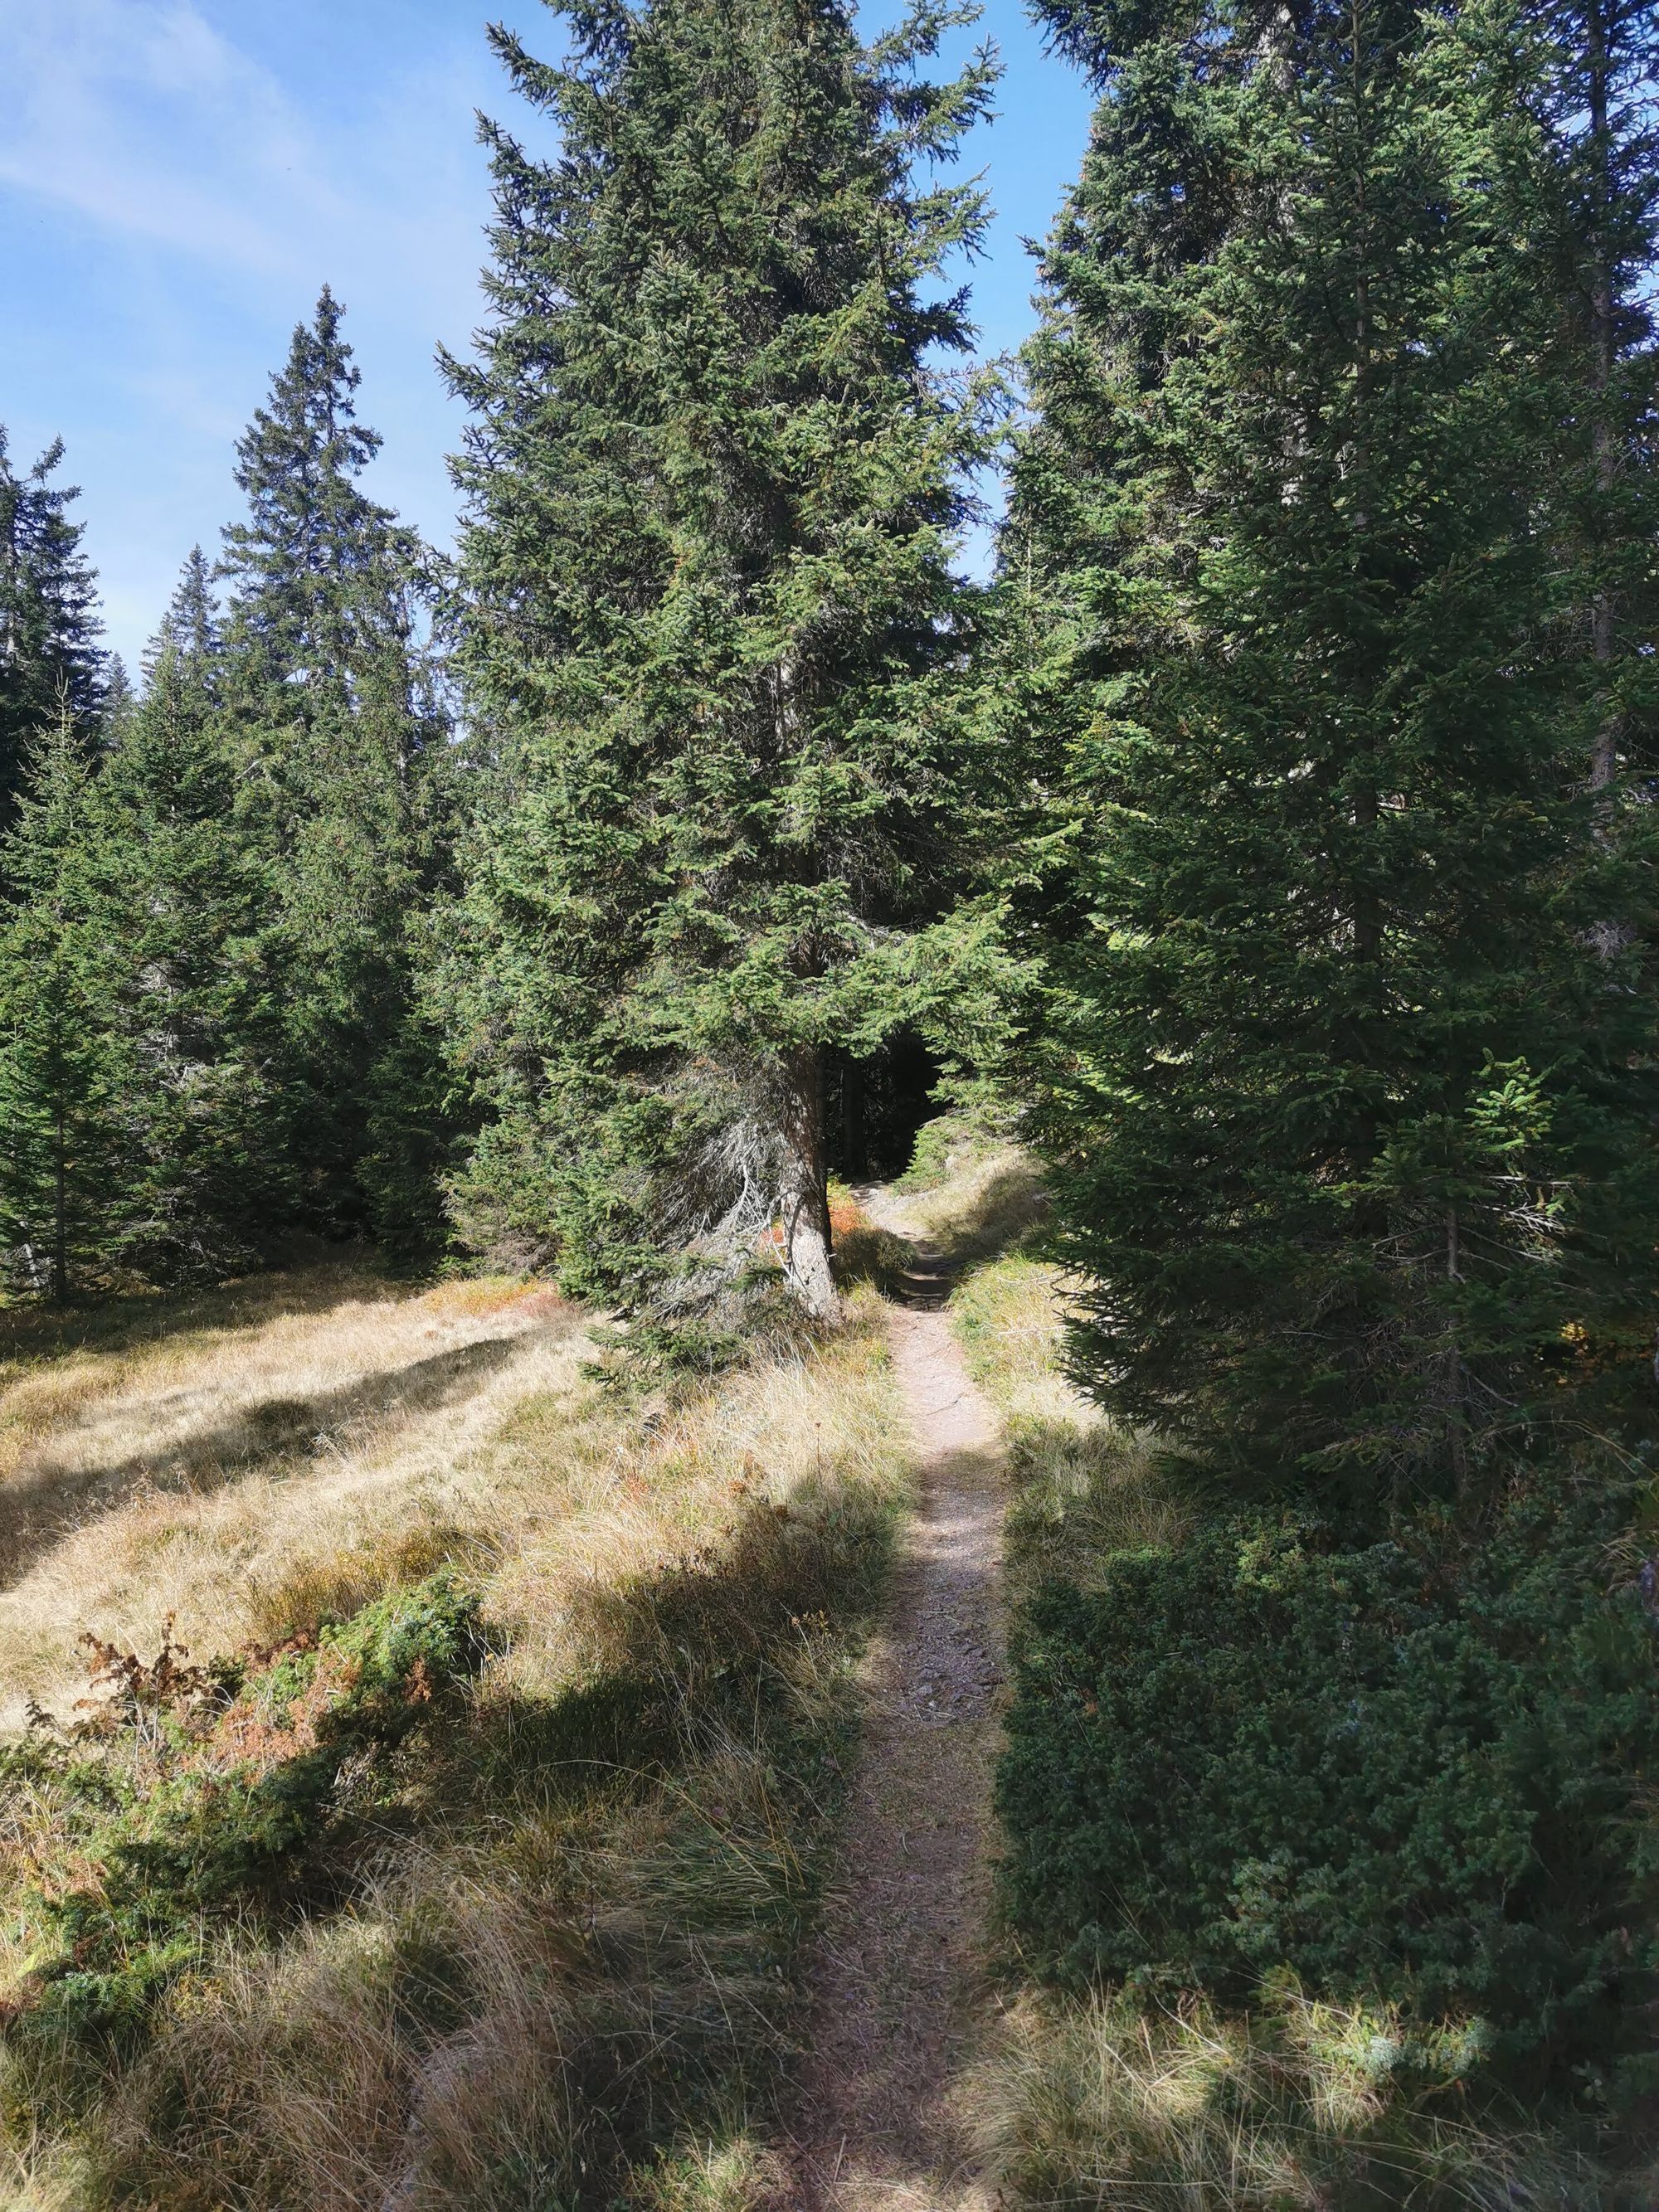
{"left": 1, "top": 0, "right": 1655, "bottom": 1480}
{"left": 0, "top": 293, "right": 452, "bottom": 1294}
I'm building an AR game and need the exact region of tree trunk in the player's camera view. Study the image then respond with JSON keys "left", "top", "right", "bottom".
{"left": 842, "top": 1054, "right": 866, "bottom": 1183}
{"left": 779, "top": 1048, "right": 839, "bottom": 1320}
{"left": 1587, "top": 0, "right": 1617, "bottom": 795}
{"left": 769, "top": 624, "right": 838, "bottom": 1317}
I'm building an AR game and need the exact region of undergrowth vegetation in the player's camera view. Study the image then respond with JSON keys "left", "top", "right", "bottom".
{"left": 923, "top": 1119, "right": 1659, "bottom": 2209}
{"left": 975, "top": 1984, "right": 1616, "bottom": 2212}
{"left": 1002, "top": 1495, "right": 1659, "bottom": 2093}
{"left": 0, "top": 1240, "right": 912, "bottom": 2209}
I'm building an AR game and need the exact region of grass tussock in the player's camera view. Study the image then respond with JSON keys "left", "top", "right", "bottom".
{"left": 0, "top": 1247, "right": 912, "bottom": 2210}
{"left": 971, "top": 1984, "right": 1630, "bottom": 2212}
{"left": 825, "top": 1179, "right": 911, "bottom": 1298}
{"left": 951, "top": 1257, "right": 1188, "bottom": 1602}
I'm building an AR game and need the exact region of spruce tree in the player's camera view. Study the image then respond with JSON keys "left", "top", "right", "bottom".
{"left": 0, "top": 717, "right": 114, "bottom": 1299}
{"left": 90, "top": 644, "right": 294, "bottom": 1284}
{"left": 1010, "top": 0, "right": 1659, "bottom": 1494}
{"left": 1541, "top": 0, "right": 1659, "bottom": 891}
{"left": 145, "top": 546, "right": 222, "bottom": 684}
{"left": 0, "top": 430, "right": 108, "bottom": 828}
{"left": 100, "top": 657, "right": 138, "bottom": 750}
{"left": 218, "top": 294, "right": 451, "bottom": 1246}
{"left": 440, "top": 0, "right": 995, "bottom": 1321}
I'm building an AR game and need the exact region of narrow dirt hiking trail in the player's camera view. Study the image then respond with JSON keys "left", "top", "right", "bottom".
{"left": 791, "top": 1209, "right": 1007, "bottom": 2212}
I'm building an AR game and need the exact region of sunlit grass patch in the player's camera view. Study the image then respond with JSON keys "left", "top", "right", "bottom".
{"left": 971, "top": 1983, "right": 1622, "bottom": 2211}
{"left": 0, "top": 1260, "right": 585, "bottom": 1724}
{"left": 902, "top": 1146, "right": 1048, "bottom": 1266}
{"left": 827, "top": 1179, "right": 910, "bottom": 1296}
{"left": 0, "top": 1257, "right": 912, "bottom": 2209}
{"left": 951, "top": 1256, "right": 1186, "bottom": 1601}
{"left": 626, "top": 2132, "right": 787, "bottom": 2210}
{"left": 951, "top": 1253, "right": 1075, "bottom": 1423}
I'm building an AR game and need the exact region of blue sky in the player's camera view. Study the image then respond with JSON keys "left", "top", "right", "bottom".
{"left": 0, "top": 0, "right": 1094, "bottom": 674}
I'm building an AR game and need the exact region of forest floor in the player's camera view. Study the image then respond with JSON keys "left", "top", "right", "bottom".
{"left": 789, "top": 1185, "right": 1009, "bottom": 2212}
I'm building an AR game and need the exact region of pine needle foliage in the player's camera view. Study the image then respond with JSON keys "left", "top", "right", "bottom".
{"left": 90, "top": 644, "right": 295, "bottom": 1284}
{"left": 438, "top": 0, "right": 998, "bottom": 1325}
{"left": 0, "top": 717, "right": 114, "bottom": 1300}
{"left": 0, "top": 645, "right": 295, "bottom": 1296}
{"left": 143, "top": 546, "right": 222, "bottom": 689}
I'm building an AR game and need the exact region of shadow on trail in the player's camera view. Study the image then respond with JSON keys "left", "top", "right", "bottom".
{"left": 839, "top": 1151, "right": 1048, "bottom": 1313}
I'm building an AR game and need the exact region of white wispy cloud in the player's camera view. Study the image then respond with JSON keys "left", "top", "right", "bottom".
{"left": 0, "top": 0, "right": 528, "bottom": 668}
{"left": 0, "top": 0, "right": 498, "bottom": 338}
{"left": 0, "top": 0, "right": 334, "bottom": 271}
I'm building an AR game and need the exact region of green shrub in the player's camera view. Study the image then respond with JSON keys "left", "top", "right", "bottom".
{"left": 998, "top": 1485, "right": 1659, "bottom": 2103}
{"left": 2, "top": 1572, "right": 487, "bottom": 2065}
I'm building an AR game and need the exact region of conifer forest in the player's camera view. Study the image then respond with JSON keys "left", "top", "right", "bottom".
{"left": 1, "top": 0, "right": 1657, "bottom": 2205}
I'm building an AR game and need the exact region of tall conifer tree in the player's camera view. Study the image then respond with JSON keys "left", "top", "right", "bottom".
{"left": 0, "top": 430, "right": 108, "bottom": 828}
{"left": 0, "top": 717, "right": 114, "bottom": 1298}
{"left": 440, "top": 0, "right": 995, "bottom": 1320}
{"left": 0, "top": 604, "right": 295, "bottom": 1298}
{"left": 219, "top": 294, "right": 450, "bottom": 1243}
{"left": 1542, "top": 0, "right": 1659, "bottom": 912}
{"left": 146, "top": 546, "right": 223, "bottom": 685}
{"left": 90, "top": 645, "right": 294, "bottom": 1283}
{"left": 1010, "top": 0, "right": 1659, "bottom": 1492}
{"left": 100, "top": 657, "right": 138, "bottom": 750}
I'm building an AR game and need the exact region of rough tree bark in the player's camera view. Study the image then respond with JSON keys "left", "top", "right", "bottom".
{"left": 778, "top": 1046, "right": 839, "bottom": 1320}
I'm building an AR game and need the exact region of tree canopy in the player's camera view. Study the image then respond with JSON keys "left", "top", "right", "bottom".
{"left": 435, "top": 0, "right": 998, "bottom": 1333}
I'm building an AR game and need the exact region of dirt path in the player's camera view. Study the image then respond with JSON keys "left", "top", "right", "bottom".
{"left": 790, "top": 1215, "right": 1007, "bottom": 2211}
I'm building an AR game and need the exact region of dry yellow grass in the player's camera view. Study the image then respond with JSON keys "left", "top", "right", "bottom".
{"left": 71, "top": 1738, "right": 820, "bottom": 2212}
{"left": 875, "top": 1125, "right": 1189, "bottom": 1589}
{"left": 967, "top": 1986, "right": 1618, "bottom": 2212}
{"left": 948, "top": 1255, "right": 1190, "bottom": 1594}
{"left": 483, "top": 1306, "right": 906, "bottom": 1701}
{"left": 0, "top": 1262, "right": 589, "bottom": 1725}
{"left": 949, "top": 1251, "right": 1076, "bottom": 1426}
{"left": 0, "top": 1247, "right": 914, "bottom": 2211}
{"left": 895, "top": 1131, "right": 1048, "bottom": 1266}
